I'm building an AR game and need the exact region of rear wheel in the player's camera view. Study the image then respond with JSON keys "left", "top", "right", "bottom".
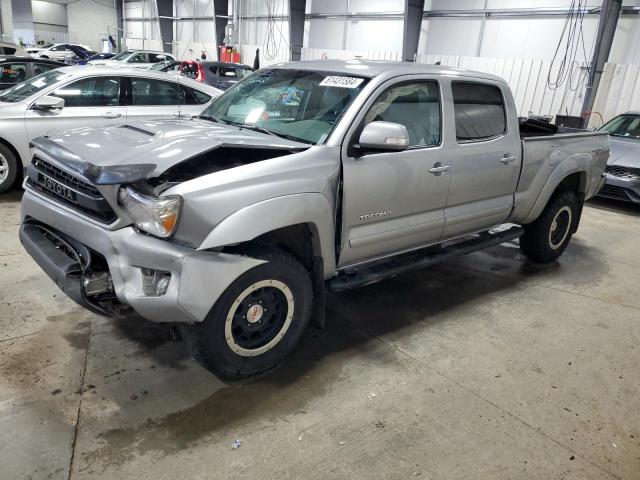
{"left": 520, "top": 190, "right": 579, "bottom": 263}
{"left": 195, "top": 250, "right": 313, "bottom": 379}
{"left": 0, "top": 144, "right": 18, "bottom": 194}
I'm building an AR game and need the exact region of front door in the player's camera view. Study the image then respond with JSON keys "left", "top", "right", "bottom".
{"left": 339, "top": 79, "right": 451, "bottom": 267}
{"left": 25, "top": 75, "right": 125, "bottom": 142}
{"left": 442, "top": 81, "right": 521, "bottom": 238}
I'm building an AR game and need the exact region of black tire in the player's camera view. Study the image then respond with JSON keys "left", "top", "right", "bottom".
{"left": 195, "top": 250, "right": 313, "bottom": 379}
{"left": 520, "top": 189, "right": 579, "bottom": 263}
{"left": 0, "top": 143, "right": 18, "bottom": 194}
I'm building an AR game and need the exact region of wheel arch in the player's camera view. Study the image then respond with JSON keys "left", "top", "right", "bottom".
{"left": 197, "top": 193, "right": 336, "bottom": 276}
{"left": 522, "top": 167, "right": 588, "bottom": 225}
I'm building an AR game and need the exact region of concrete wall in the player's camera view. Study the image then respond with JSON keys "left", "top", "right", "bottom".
{"left": 67, "top": 0, "right": 117, "bottom": 51}
{"left": 32, "top": 0, "right": 66, "bottom": 27}
{"left": 31, "top": 0, "right": 67, "bottom": 45}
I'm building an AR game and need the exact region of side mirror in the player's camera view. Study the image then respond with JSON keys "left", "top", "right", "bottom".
{"left": 358, "top": 121, "right": 410, "bottom": 152}
{"left": 33, "top": 95, "right": 64, "bottom": 110}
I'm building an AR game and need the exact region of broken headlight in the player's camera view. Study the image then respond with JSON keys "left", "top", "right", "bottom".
{"left": 118, "top": 186, "right": 182, "bottom": 238}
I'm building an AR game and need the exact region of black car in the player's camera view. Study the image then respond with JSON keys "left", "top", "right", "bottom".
{"left": 0, "top": 56, "right": 66, "bottom": 90}
{"left": 179, "top": 60, "right": 253, "bottom": 90}
{"left": 78, "top": 52, "right": 115, "bottom": 65}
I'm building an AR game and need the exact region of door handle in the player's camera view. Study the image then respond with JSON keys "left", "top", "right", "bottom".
{"left": 101, "top": 112, "right": 122, "bottom": 119}
{"left": 428, "top": 163, "right": 451, "bottom": 175}
{"left": 500, "top": 154, "right": 516, "bottom": 164}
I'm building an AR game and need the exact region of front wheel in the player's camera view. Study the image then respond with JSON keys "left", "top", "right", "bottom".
{"left": 195, "top": 250, "right": 313, "bottom": 379}
{"left": 0, "top": 144, "right": 18, "bottom": 194}
{"left": 519, "top": 190, "right": 579, "bottom": 263}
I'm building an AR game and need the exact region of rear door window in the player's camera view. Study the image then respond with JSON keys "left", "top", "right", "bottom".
{"left": 33, "top": 63, "right": 59, "bottom": 76}
{"left": 149, "top": 53, "right": 170, "bottom": 63}
{"left": 51, "top": 76, "right": 121, "bottom": 107}
{"left": 128, "top": 53, "right": 148, "bottom": 64}
{"left": 130, "top": 77, "right": 183, "bottom": 105}
{"left": 0, "top": 63, "right": 28, "bottom": 84}
{"left": 183, "top": 86, "right": 211, "bottom": 105}
{"left": 218, "top": 66, "right": 237, "bottom": 79}
{"left": 451, "top": 82, "right": 506, "bottom": 142}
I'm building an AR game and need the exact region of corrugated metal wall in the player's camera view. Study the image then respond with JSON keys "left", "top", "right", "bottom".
{"left": 590, "top": 63, "right": 640, "bottom": 127}
{"left": 301, "top": 48, "right": 626, "bottom": 125}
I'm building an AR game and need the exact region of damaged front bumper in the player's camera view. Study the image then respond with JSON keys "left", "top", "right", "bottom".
{"left": 20, "top": 189, "right": 265, "bottom": 323}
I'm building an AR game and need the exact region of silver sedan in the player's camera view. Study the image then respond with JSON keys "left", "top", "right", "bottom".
{"left": 598, "top": 112, "right": 640, "bottom": 204}
{"left": 0, "top": 66, "right": 222, "bottom": 193}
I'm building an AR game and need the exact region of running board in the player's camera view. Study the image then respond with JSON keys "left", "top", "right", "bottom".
{"left": 327, "top": 226, "right": 524, "bottom": 292}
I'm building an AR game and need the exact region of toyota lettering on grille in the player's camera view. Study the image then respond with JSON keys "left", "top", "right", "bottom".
{"left": 37, "top": 174, "right": 76, "bottom": 201}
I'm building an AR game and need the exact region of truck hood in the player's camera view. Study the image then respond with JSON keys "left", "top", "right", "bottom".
{"left": 607, "top": 136, "right": 640, "bottom": 168}
{"left": 31, "top": 118, "right": 310, "bottom": 185}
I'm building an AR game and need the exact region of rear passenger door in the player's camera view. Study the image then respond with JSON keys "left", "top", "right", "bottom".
{"left": 340, "top": 78, "right": 450, "bottom": 267}
{"left": 442, "top": 81, "right": 521, "bottom": 239}
{"left": 125, "top": 77, "right": 208, "bottom": 121}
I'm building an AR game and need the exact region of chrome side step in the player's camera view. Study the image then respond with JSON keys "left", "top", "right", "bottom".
{"left": 327, "top": 226, "right": 524, "bottom": 292}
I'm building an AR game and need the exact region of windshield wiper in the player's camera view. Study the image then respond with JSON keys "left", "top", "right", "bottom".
{"left": 237, "top": 123, "right": 281, "bottom": 138}
{"left": 196, "top": 115, "right": 227, "bottom": 124}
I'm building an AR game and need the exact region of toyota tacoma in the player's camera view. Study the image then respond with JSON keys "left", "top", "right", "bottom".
{"left": 20, "top": 60, "right": 609, "bottom": 379}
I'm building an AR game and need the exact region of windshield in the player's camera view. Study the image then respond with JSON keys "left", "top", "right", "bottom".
{"left": 0, "top": 69, "right": 71, "bottom": 103}
{"left": 599, "top": 114, "right": 640, "bottom": 139}
{"left": 111, "top": 51, "right": 132, "bottom": 61}
{"left": 201, "top": 69, "right": 369, "bottom": 144}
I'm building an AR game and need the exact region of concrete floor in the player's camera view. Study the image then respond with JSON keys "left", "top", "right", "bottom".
{"left": 1, "top": 190, "right": 639, "bottom": 480}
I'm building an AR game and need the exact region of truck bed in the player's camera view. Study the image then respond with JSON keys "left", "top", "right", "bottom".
{"left": 510, "top": 128, "right": 610, "bottom": 223}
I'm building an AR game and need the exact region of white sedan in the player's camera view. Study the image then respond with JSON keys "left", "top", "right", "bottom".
{"left": 88, "top": 50, "right": 176, "bottom": 69}
{"left": 0, "top": 66, "right": 222, "bottom": 193}
{"left": 36, "top": 43, "right": 93, "bottom": 61}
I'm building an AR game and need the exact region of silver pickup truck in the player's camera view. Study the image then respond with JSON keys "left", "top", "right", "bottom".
{"left": 19, "top": 60, "right": 609, "bottom": 379}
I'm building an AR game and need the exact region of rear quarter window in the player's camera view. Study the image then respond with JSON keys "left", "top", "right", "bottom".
{"left": 452, "top": 82, "right": 506, "bottom": 142}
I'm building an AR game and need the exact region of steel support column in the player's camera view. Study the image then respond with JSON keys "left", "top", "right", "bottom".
{"left": 289, "top": 0, "right": 306, "bottom": 61}
{"left": 580, "top": 0, "right": 622, "bottom": 127}
{"left": 155, "top": 0, "right": 173, "bottom": 53}
{"left": 402, "top": 0, "right": 425, "bottom": 62}
{"left": 115, "top": 0, "right": 124, "bottom": 50}
{"left": 214, "top": 0, "right": 227, "bottom": 49}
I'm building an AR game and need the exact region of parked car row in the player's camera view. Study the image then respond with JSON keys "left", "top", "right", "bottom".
{"left": 0, "top": 66, "right": 222, "bottom": 192}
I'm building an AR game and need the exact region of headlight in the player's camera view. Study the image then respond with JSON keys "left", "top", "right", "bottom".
{"left": 118, "top": 187, "right": 182, "bottom": 238}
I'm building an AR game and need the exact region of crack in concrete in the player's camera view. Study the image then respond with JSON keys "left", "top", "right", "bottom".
{"left": 331, "top": 310, "right": 624, "bottom": 480}
{"left": 0, "top": 330, "right": 51, "bottom": 344}
{"left": 67, "top": 314, "right": 93, "bottom": 480}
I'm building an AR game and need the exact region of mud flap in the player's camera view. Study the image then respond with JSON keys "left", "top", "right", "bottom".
{"left": 572, "top": 196, "right": 585, "bottom": 234}
{"left": 311, "top": 255, "right": 325, "bottom": 329}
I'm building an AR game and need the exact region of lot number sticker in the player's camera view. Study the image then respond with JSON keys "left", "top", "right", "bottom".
{"left": 319, "top": 76, "right": 364, "bottom": 88}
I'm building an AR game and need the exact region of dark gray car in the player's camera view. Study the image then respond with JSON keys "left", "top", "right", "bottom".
{"left": 179, "top": 60, "right": 253, "bottom": 90}
{"left": 598, "top": 112, "right": 640, "bottom": 203}
{"left": 0, "top": 56, "right": 65, "bottom": 90}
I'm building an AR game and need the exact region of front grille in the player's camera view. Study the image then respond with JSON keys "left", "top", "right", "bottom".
{"left": 605, "top": 165, "right": 640, "bottom": 180}
{"left": 598, "top": 184, "right": 630, "bottom": 201}
{"left": 26, "top": 157, "right": 118, "bottom": 224}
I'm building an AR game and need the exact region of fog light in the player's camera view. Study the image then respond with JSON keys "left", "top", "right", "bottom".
{"left": 155, "top": 276, "right": 171, "bottom": 296}
{"left": 141, "top": 268, "right": 171, "bottom": 296}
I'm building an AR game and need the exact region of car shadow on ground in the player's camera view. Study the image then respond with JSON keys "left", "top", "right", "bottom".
{"left": 89, "top": 237, "right": 609, "bottom": 462}
{"left": 587, "top": 197, "right": 640, "bottom": 216}
{"left": 0, "top": 187, "right": 22, "bottom": 204}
